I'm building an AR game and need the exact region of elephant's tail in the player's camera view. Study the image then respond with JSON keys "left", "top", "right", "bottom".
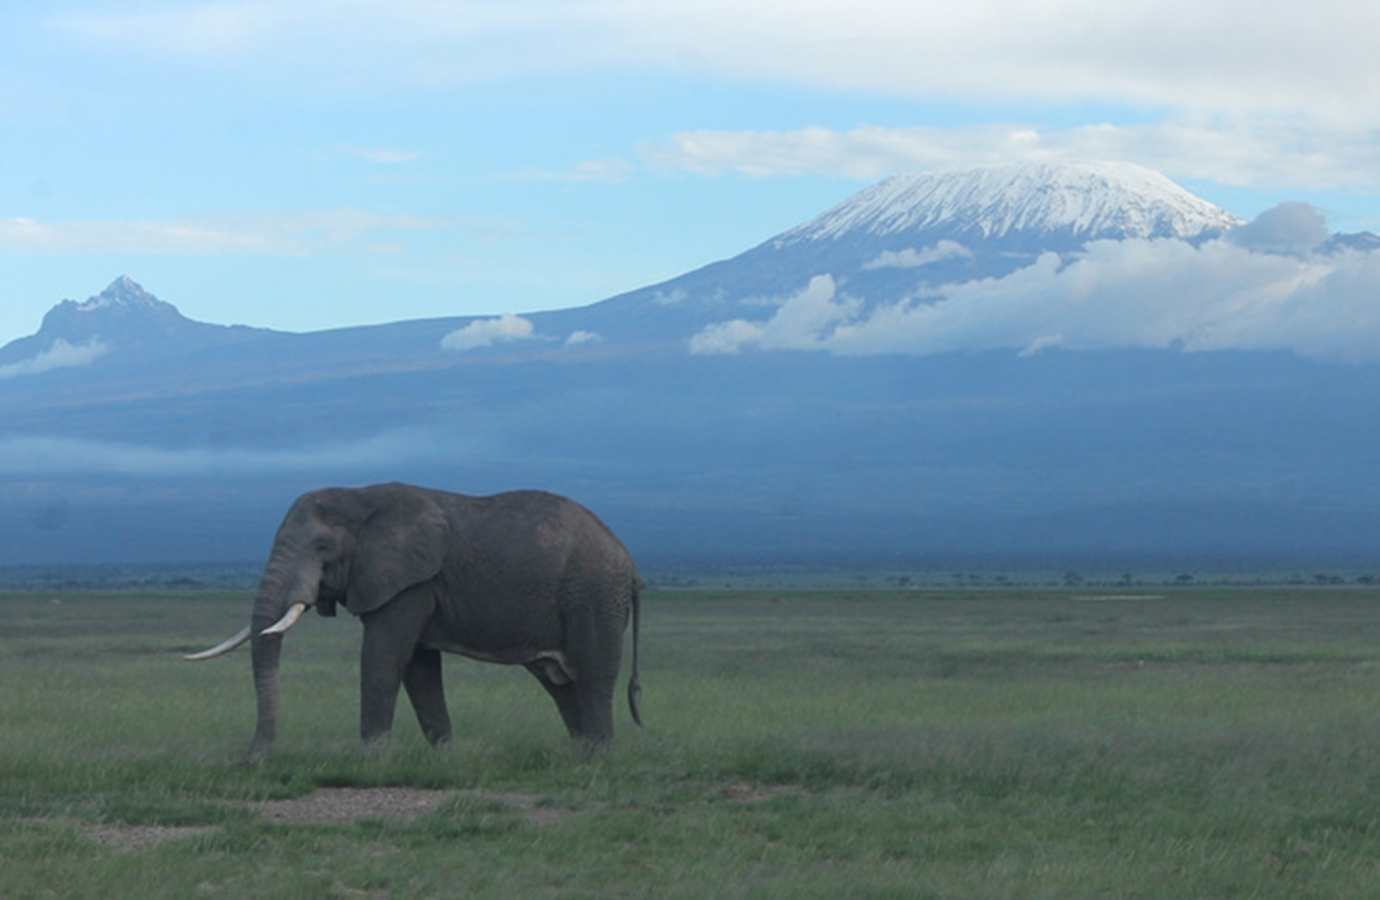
{"left": 627, "top": 578, "right": 643, "bottom": 727}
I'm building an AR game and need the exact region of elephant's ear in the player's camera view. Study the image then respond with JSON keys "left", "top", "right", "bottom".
{"left": 346, "top": 488, "right": 448, "bottom": 616}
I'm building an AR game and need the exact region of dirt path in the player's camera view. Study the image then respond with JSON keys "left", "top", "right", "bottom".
{"left": 248, "top": 786, "right": 454, "bottom": 824}
{"left": 83, "top": 787, "right": 565, "bottom": 852}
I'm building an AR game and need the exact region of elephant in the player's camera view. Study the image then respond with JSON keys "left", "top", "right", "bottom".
{"left": 187, "top": 482, "right": 642, "bottom": 761}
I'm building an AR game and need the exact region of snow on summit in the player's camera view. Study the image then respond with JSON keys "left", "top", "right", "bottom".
{"left": 789, "top": 161, "right": 1244, "bottom": 244}
{"left": 75, "top": 276, "right": 168, "bottom": 312}
{"left": 686, "top": 160, "right": 1378, "bottom": 361}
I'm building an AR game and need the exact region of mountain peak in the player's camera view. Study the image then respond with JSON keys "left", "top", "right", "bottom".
{"left": 786, "top": 160, "right": 1244, "bottom": 247}
{"left": 36, "top": 276, "right": 194, "bottom": 345}
{"left": 77, "top": 276, "right": 168, "bottom": 312}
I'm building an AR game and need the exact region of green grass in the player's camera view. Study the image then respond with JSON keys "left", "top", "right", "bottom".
{"left": 2, "top": 587, "right": 1380, "bottom": 897}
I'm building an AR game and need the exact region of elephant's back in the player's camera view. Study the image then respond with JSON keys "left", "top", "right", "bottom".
{"left": 443, "top": 489, "right": 636, "bottom": 574}
{"left": 432, "top": 489, "right": 639, "bottom": 644}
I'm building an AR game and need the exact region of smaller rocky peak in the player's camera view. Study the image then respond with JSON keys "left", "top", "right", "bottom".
{"left": 76, "top": 276, "right": 170, "bottom": 312}
{"left": 38, "top": 276, "right": 194, "bottom": 344}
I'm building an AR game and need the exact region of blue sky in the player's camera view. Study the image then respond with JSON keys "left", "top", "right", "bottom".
{"left": 2, "top": 0, "right": 1378, "bottom": 347}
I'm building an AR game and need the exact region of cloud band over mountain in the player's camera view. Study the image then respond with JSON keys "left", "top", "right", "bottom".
{"left": 691, "top": 203, "right": 1380, "bottom": 362}
{"left": 0, "top": 338, "right": 108, "bottom": 379}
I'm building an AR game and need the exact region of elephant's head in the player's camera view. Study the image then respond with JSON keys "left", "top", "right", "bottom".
{"left": 187, "top": 483, "right": 448, "bottom": 760}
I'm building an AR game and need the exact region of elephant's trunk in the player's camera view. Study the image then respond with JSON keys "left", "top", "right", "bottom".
{"left": 245, "top": 541, "right": 320, "bottom": 762}
{"left": 249, "top": 625, "right": 282, "bottom": 762}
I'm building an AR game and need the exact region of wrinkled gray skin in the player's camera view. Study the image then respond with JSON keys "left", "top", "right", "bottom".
{"left": 192, "top": 483, "right": 641, "bottom": 762}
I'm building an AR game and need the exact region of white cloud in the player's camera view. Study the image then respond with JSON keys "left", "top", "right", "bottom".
{"left": 690, "top": 275, "right": 858, "bottom": 355}
{"left": 55, "top": 2, "right": 1380, "bottom": 126}
{"left": 331, "top": 145, "right": 425, "bottom": 165}
{"left": 691, "top": 205, "right": 1380, "bottom": 363}
{"left": 46, "top": 2, "right": 1380, "bottom": 197}
{"left": 441, "top": 314, "right": 536, "bottom": 351}
{"left": 53, "top": 2, "right": 603, "bottom": 83}
{"left": 566, "top": 330, "right": 601, "bottom": 346}
{"left": 0, "top": 211, "right": 447, "bottom": 255}
{"left": 56, "top": 3, "right": 268, "bottom": 59}
{"left": 688, "top": 319, "right": 766, "bottom": 356}
{"left": 641, "top": 121, "right": 1380, "bottom": 192}
{"left": 756, "top": 275, "right": 858, "bottom": 350}
{"left": 863, "top": 241, "right": 972, "bottom": 271}
{"left": 1226, "top": 202, "right": 1330, "bottom": 254}
{"left": 0, "top": 339, "right": 108, "bottom": 380}
{"left": 651, "top": 288, "right": 688, "bottom": 306}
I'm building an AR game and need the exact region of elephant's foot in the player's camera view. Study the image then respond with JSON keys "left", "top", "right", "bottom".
{"left": 569, "top": 732, "right": 614, "bottom": 759}
{"left": 245, "top": 732, "right": 275, "bottom": 765}
{"left": 360, "top": 729, "right": 394, "bottom": 755}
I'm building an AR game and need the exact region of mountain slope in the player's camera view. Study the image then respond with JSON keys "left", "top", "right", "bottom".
{"left": 2, "top": 163, "right": 1379, "bottom": 571}
{"left": 587, "top": 161, "right": 1246, "bottom": 342}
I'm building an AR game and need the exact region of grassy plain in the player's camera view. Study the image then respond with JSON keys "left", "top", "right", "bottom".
{"left": 1, "top": 586, "right": 1379, "bottom": 898}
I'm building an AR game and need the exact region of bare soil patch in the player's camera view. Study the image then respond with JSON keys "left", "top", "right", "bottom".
{"left": 718, "top": 780, "right": 792, "bottom": 804}
{"left": 85, "top": 824, "right": 219, "bottom": 852}
{"left": 248, "top": 787, "right": 452, "bottom": 824}
{"left": 80, "top": 788, "right": 568, "bottom": 852}
{"left": 248, "top": 787, "right": 570, "bottom": 826}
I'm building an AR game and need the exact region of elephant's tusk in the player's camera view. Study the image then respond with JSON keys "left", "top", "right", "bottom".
{"left": 184, "top": 624, "right": 253, "bottom": 661}
{"left": 261, "top": 602, "right": 308, "bottom": 636}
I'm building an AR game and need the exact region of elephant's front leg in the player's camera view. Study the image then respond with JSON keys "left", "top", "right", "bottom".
{"left": 358, "top": 588, "right": 437, "bottom": 745}
{"left": 358, "top": 630, "right": 405, "bottom": 744}
{"left": 403, "top": 648, "right": 453, "bottom": 746}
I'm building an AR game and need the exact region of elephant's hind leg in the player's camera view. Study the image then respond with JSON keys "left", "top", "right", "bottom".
{"left": 573, "top": 676, "right": 617, "bottom": 748}
{"left": 403, "top": 648, "right": 453, "bottom": 747}
{"left": 527, "top": 662, "right": 584, "bottom": 739}
{"left": 549, "top": 607, "right": 624, "bottom": 748}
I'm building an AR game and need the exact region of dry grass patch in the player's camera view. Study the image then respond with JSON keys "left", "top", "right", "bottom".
{"left": 77, "top": 787, "right": 569, "bottom": 854}
{"left": 83, "top": 823, "right": 220, "bottom": 853}
{"left": 247, "top": 787, "right": 452, "bottom": 824}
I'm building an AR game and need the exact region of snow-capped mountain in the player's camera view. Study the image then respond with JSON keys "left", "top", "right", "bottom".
{"left": 3, "top": 162, "right": 1380, "bottom": 571}
{"left": 589, "top": 161, "right": 1250, "bottom": 342}
{"left": 783, "top": 161, "right": 1243, "bottom": 244}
